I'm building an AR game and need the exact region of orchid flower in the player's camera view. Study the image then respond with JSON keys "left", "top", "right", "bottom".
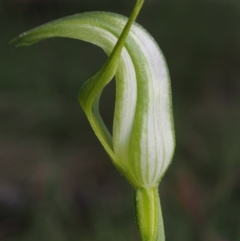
{"left": 10, "top": 0, "right": 175, "bottom": 240}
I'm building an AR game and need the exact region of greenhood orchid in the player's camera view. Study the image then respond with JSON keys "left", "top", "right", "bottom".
{"left": 11, "top": 0, "right": 175, "bottom": 240}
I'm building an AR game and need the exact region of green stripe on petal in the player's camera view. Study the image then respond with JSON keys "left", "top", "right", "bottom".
{"left": 99, "top": 15, "right": 176, "bottom": 187}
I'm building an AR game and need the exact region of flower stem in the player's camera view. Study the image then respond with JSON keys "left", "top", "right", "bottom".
{"left": 105, "top": 0, "right": 145, "bottom": 68}
{"left": 135, "top": 187, "right": 165, "bottom": 241}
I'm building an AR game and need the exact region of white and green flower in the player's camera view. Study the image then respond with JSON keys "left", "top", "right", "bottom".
{"left": 11, "top": 1, "right": 175, "bottom": 240}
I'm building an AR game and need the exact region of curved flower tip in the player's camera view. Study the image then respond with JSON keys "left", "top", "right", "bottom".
{"left": 10, "top": 8, "right": 175, "bottom": 190}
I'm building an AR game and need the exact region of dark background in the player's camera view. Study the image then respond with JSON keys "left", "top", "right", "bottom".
{"left": 1, "top": 0, "right": 240, "bottom": 240}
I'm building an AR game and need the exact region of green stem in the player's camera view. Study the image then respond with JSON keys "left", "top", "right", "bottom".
{"left": 135, "top": 187, "right": 165, "bottom": 241}
{"left": 103, "top": 0, "right": 145, "bottom": 71}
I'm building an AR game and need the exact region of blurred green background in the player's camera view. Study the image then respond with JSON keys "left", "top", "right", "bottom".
{"left": 1, "top": 0, "right": 240, "bottom": 240}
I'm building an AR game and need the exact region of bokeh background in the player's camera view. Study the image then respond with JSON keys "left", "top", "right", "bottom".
{"left": 1, "top": 0, "right": 240, "bottom": 240}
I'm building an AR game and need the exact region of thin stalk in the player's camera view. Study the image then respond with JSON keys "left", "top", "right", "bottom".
{"left": 101, "top": 0, "right": 145, "bottom": 72}
{"left": 135, "top": 187, "right": 165, "bottom": 241}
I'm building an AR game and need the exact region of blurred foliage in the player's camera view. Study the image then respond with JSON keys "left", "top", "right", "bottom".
{"left": 1, "top": 0, "right": 240, "bottom": 241}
